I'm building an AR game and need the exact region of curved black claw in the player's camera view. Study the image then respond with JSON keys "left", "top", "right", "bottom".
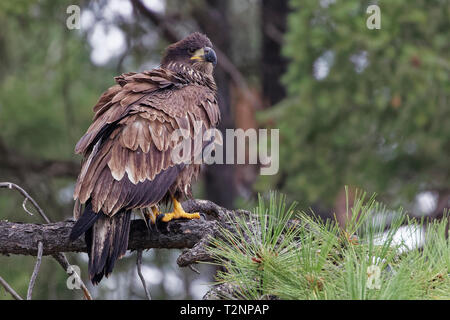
{"left": 200, "top": 212, "right": 207, "bottom": 220}
{"left": 145, "top": 217, "right": 155, "bottom": 234}
{"left": 156, "top": 213, "right": 169, "bottom": 233}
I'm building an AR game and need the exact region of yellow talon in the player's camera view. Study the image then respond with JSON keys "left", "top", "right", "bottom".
{"left": 160, "top": 197, "right": 200, "bottom": 222}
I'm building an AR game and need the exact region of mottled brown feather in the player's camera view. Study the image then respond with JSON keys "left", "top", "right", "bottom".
{"left": 74, "top": 63, "right": 219, "bottom": 216}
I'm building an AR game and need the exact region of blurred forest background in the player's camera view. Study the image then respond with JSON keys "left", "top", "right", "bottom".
{"left": 0, "top": 0, "right": 448, "bottom": 299}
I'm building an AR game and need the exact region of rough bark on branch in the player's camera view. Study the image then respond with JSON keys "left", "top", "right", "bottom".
{"left": 0, "top": 217, "right": 219, "bottom": 256}
{"left": 0, "top": 197, "right": 249, "bottom": 300}
{"left": 0, "top": 200, "right": 236, "bottom": 259}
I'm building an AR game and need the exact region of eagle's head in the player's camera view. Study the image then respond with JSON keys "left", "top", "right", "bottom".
{"left": 161, "top": 32, "right": 217, "bottom": 76}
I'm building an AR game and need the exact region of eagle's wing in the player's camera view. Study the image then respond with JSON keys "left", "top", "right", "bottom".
{"left": 73, "top": 69, "right": 219, "bottom": 217}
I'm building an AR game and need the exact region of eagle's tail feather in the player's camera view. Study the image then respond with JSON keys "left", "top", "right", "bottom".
{"left": 88, "top": 210, "right": 132, "bottom": 285}
{"left": 69, "top": 202, "right": 100, "bottom": 241}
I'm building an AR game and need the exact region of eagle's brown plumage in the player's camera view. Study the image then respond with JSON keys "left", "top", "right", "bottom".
{"left": 70, "top": 33, "right": 220, "bottom": 284}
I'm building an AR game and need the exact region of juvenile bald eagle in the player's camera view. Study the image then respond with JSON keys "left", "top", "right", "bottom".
{"left": 70, "top": 33, "right": 219, "bottom": 284}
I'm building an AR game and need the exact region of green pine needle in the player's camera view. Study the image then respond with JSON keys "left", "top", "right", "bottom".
{"left": 206, "top": 191, "right": 450, "bottom": 300}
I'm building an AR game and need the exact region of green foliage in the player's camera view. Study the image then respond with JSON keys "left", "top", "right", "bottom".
{"left": 0, "top": 1, "right": 115, "bottom": 158}
{"left": 0, "top": 0, "right": 115, "bottom": 300}
{"left": 261, "top": 0, "right": 450, "bottom": 205}
{"left": 207, "top": 192, "right": 450, "bottom": 299}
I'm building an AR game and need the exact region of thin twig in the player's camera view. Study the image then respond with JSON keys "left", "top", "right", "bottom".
{"left": 0, "top": 275, "right": 23, "bottom": 300}
{"left": 27, "top": 241, "right": 43, "bottom": 300}
{"left": 264, "top": 23, "right": 284, "bottom": 45}
{"left": 0, "top": 181, "right": 93, "bottom": 300}
{"left": 51, "top": 253, "right": 93, "bottom": 300}
{"left": 136, "top": 250, "right": 151, "bottom": 300}
{"left": 22, "top": 198, "right": 34, "bottom": 216}
{"left": 0, "top": 182, "right": 50, "bottom": 223}
{"left": 188, "top": 264, "right": 201, "bottom": 274}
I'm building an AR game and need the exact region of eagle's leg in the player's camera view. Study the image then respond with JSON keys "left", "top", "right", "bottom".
{"left": 159, "top": 197, "right": 200, "bottom": 223}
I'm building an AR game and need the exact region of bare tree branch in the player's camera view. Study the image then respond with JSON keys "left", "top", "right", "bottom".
{"left": 0, "top": 181, "right": 241, "bottom": 299}
{"left": 136, "top": 250, "right": 151, "bottom": 300}
{"left": 182, "top": 198, "right": 232, "bottom": 220}
{"left": 0, "top": 275, "right": 23, "bottom": 300}
{"left": 188, "top": 264, "right": 201, "bottom": 274}
{"left": 177, "top": 231, "right": 217, "bottom": 267}
{"left": 0, "top": 197, "right": 242, "bottom": 269}
{"left": 264, "top": 23, "right": 285, "bottom": 45}
{"left": 27, "top": 241, "right": 43, "bottom": 300}
{"left": 0, "top": 182, "right": 92, "bottom": 300}
{"left": 51, "top": 252, "right": 92, "bottom": 300}
{"left": 0, "top": 182, "right": 51, "bottom": 223}
{"left": 0, "top": 217, "right": 221, "bottom": 256}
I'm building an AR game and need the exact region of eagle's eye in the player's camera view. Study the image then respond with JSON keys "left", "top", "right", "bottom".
{"left": 187, "top": 47, "right": 196, "bottom": 55}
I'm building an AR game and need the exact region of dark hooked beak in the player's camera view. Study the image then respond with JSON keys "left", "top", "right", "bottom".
{"left": 204, "top": 47, "right": 217, "bottom": 66}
